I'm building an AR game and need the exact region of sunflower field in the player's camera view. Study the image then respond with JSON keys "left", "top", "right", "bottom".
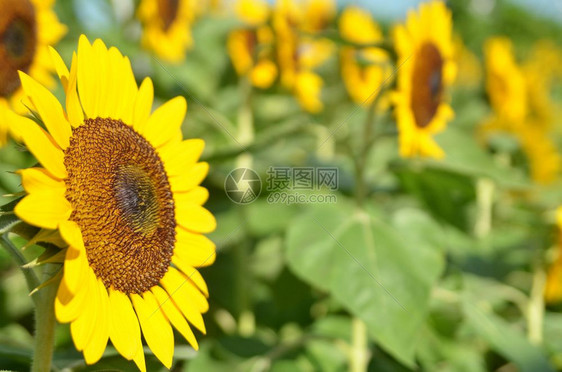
{"left": 1, "top": 0, "right": 562, "bottom": 371}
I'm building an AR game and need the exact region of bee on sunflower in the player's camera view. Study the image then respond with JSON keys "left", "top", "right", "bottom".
{"left": 12, "top": 35, "right": 216, "bottom": 371}
{"left": 392, "top": 0, "right": 456, "bottom": 159}
{"left": 0, "top": 0, "right": 66, "bottom": 145}
{"left": 138, "top": 0, "right": 196, "bottom": 63}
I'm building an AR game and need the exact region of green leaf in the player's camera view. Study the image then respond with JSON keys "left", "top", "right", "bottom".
{"left": 285, "top": 203, "right": 445, "bottom": 366}
{"left": 431, "top": 126, "right": 528, "bottom": 189}
{"left": 462, "top": 291, "right": 555, "bottom": 372}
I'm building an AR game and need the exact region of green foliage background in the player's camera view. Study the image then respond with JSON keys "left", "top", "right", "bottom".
{"left": 1, "top": 0, "right": 562, "bottom": 371}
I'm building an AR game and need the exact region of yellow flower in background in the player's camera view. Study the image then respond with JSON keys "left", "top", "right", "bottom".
{"left": 339, "top": 6, "right": 382, "bottom": 46}
{"left": 392, "top": 0, "right": 456, "bottom": 158}
{"left": 526, "top": 40, "right": 562, "bottom": 80}
{"left": 453, "top": 36, "right": 482, "bottom": 88}
{"left": 518, "top": 126, "right": 561, "bottom": 184}
{"left": 272, "top": 0, "right": 334, "bottom": 113}
{"left": 522, "top": 41, "right": 562, "bottom": 131}
{"left": 480, "top": 38, "right": 561, "bottom": 184}
{"left": 300, "top": 0, "right": 336, "bottom": 34}
{"left": 484, "top": 38, "right": 527, "bottom": 125}
{"left": 13, "top": 36, "right": 216, "bottom": 371}
{"left": 227, "top": 0, "right": 277, "bottom": 89}
{"left": 294, "top": 70, "right": 323, "bottom": 113}
{"left": 138, "top": 0, "right": 195, "bottom": 63}
{"left": 339, "top": 6, "right": 391, "bottom": 106}
{"left": 0, "top": 0, "right": 66, "bottom": 145}
{"left": 545, "top": 209, "right": 562, "bottom": 304}
{"left": 235, "top": 0, "right": 269, "bottom": 25}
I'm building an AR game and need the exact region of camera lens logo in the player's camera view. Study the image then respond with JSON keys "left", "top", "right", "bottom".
{"left": 225, "top": 168, "right": 262, "bottom": 204}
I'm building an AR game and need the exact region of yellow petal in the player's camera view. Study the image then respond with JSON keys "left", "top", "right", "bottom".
{"left": 83, "top": 278, "right": 109, "bottom": 364}
{"left": 175, "top": 187, "right": 209, "bottom": 206}
{"left": 108, "top": 290, "right": 142, "bottom": 360}
{"left": 18, "top": 72, "right": 72, "bottom": 149}
{"left": 48, "top": 46, "right": 70, "bottom": 88}
{"left": 174, "top": 229, "right": 216, "bottom": 268}
{"left": 169, "top": 163, "right": 209, "bottom": 193}
{"left": 66, "top": 52, "right": 84, "bottom": 128}
{"left": 131, "top": 292, "right": 174, "bottom": 368}
{"left": 15, "top": 191, "right": 72, "bottom": 230}
{"left": 160, "top": 268, "right": 207, "bottom": 333}
{"left": 59, "top": 220, "right": 87, "bottom": 292}
{"left": 77, "top": 35, "right": 97, "bottom": 117}
{"left": 132, "top": 344, "right": 146, "bottom": 372}
{"left": 18, "top": 168, "right": 65, "bottom": 195}
{"left": 55, "top": 269, "right": 90, "bottom": 323}
{"left": 171, "top": 256, "right": 209, "bottom": 297}
{"left": 108, "top": 52, "right": 138, "bottom": 124}
{"left": 70, "top": 272, "right": 96, "bottom": 351}
{"left": 151, "top": 286, "right": 199, "bottom": 350}
{"left": 159, "top": 139, "right": 205, "bottom": 177}
{"left": 176, "top": 203, "right": 216, "bottom": 234}
{"left": 162, "top": 267, "right": 208, "bottom": 313}
{"left": 143, "top": 96, "right": 187, "bottom": 148}
{"left": 18, "top": 118, "right": 67, "bottom": 179}
{"left": 133, "top": 78, "right": 154, "bottom": 133}
{"left": 59, "top": 225, "right": 88, "bottom": 294}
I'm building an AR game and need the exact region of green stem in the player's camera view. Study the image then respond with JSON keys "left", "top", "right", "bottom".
{"left": 235, "top": 77, "right": 255, "bottom": 336}
{"left": 474, "top": 178, "right": 494, "bottom": 239}
{"left": 31, "top": 265, "right": 59, "bottom": 372}
{"left": 527, "top": 264, "right": 545, "bottom": 345}
{"left": 1, "top": 235, "right": 58, "bottom": 371}
{"left": 349, "top": 317, "right": 370, "bottom": 372}
{"left": 1, "top": 234, "right": 40, "bottom": 303}
{"left": 355, "top": 97, "right": 379, "bottom": 206}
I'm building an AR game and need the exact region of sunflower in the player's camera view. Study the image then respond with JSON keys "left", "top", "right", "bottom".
{"left": 227, "top": 0, "right": 277, "bottom": 89}
{"left": 392, "top": 0, "right": 456, "bottom": 158}
{"left": 483, "top": 37, "right": 527, "bottom": 126}
{"left": 12, "top": 35, "right": 216, "bottom": 371}
{"left": 339, "top": 6, "right": 391, "bottom": 106}
{"left": 272, "top": 0, "right": 334, "bottom": 113}
{"left": 518, "top": 126, "right": 560, "bottom": 184}
{"left": 479, "top": 38, "right": 560, "bottom": 184}
{"left": 453, "top": 36, "right": 482, "bottom": 88}
{"left": 545, "top": 208, "right": 562, "bottom": 304}
{"left": 138, "top": 0, "right": 195, "bottom": 63}
{"left": 0, "top": 0, "right": 66, "bottom": 145}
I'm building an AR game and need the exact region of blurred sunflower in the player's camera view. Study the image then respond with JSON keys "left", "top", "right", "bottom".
{"left": 453, "top": 36, "right": 481, "bottom": 88}
{"left": 138, "top": 0, "right": 195, "bottom": 63}
{"left": 522, "top": 41, "right": 562, "bottom": 131}
{"left": 483, "top": 37, "right": 527, "bottom": 126}
{"left": 300, "top": 0, "right": 335, "bottom": 34}
{"left": 545, "top": 208, "right": 562, "bottom": 304}
{"left": 480, "top": 38, "right": 561, "bottom": 184}
{"left": 339, "top": 6, "right": 391, "bottom": 106}
{"left": 227, "top": 0, "right": 277, "bottom": 89}
{"left": 272, "top": 0, "right": 334, "bottom": 113}
{"left": 0, "top": 0, "right": 66, "bottom": 145}
{"left": 13, "top": 35, "right": 216, "bottom": 371}
{"left": 392, "top": 0, "right": 456, "bottom": 158}
{"left": 518, "top": 127, "right": 560, "bottom": 184}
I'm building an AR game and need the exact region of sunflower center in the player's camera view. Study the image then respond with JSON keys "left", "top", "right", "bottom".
{"left": 410, "top": 42, "right": 444, "bottom": 128}
{"left": 157, "top": 0, "right": 180, "bottom": 31}
{"left": 64, "top": 118, "right": 176, "bottom": 294}
{"left": 0, "top": 0, "right": 37, "bottom": 97}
